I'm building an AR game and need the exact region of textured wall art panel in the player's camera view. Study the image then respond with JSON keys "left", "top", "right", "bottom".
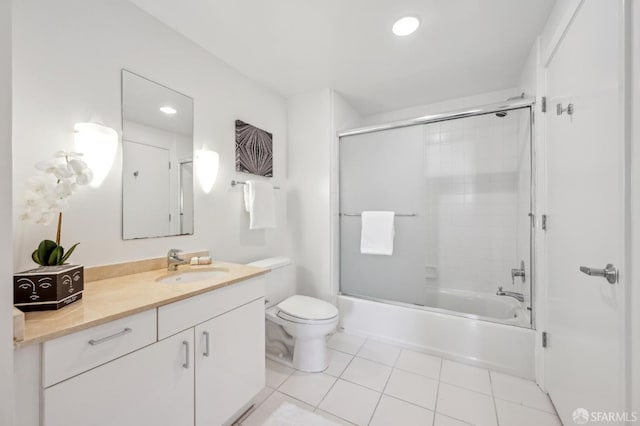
{"left": 235, "top": 120, "right": 273, "bottom": 177}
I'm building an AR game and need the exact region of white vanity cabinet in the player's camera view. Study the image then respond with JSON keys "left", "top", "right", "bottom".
{"left": 194, "top": 298, "right": 265, "bottom": 426}
{"left": 44, "top": 328, "right": 195, "bottom": 426}
{"left": 16, "top": 274, "right": 267, "bottom": 426}
{"left": 159, "top": 276, "right": 266, "bottom": 425}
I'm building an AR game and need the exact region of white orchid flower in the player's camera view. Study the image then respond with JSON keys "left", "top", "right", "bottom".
{"left": 21, "top": 150, "right": 94, "bottom": 225}
{"left": 52, "top": 164, "right": 74, "bottom": 180}
{"left": 68, "top": 158, "right": 88, "bottom": 174}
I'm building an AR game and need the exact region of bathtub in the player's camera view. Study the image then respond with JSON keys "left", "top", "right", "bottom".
{"left": 337, "top": 293, "right": 536, "bottom": 379}
{"left": 420, "top": 287, "right": 530, "bottom": 327}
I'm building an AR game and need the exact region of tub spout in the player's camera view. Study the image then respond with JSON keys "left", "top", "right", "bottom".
{"left": 496, "top": 286, "right": 524, "bottom": 302}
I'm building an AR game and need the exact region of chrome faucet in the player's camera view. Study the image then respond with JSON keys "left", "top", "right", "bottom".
{"left": 167, "top": 249, "right": 188, "bottom": 271}
{"left": 511, "top": 260, "right": 526, "bottom": 285}
{"left": 496, "top": 286, "right": 524, "bottom": 302}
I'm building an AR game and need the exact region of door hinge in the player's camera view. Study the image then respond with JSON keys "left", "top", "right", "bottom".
{"left": 528, "top": 213, "right": 535, "bottom": 228}
{"left": 542, "top": 331, "right": 548, "bottom": 348}
{"left": 541, "top": 214, "right": 548, "bottom": 231}
{"left": 541, "top": 96, "right": 547, "bottom": 113}
{"left": 169, "top": 161, "right": 171, "bottom": 169}
{"left": 169, "top": 214, "right": 172, "bottom": 222}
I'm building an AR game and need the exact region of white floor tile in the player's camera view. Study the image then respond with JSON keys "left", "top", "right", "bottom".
{"left": 441, "top": 360, "right": 492, "bottom": 395}
{"left": 356, "top": 339, "right": 401, "bottom": 366}
{"left": 434, "top": 413, "right": 473, "bottom": 426}
{"left": 327, "top": 332, "right": 366, "bottom": 355}
{"left": 325, "top": 349, "right": 354, "bottom": 377}
{"left": 265, "top": 358, "right": 294, "bottom": 389}
{"left": 490, "top": 371, "right": 556, "bottom": 414}
{"left": 341, "top": 357, "right": 392, "bottom": 391}
{"left": 396, "top": 349, "right": 442, "bottom": 380}
{"left": 369, "top": 395, "right": 435, "bottom": 426}
{"left": 495, "top": 399, "right": 562, "bottom": 426}
{"left": 241, "top": 391, "right": 314, "bottom": 426}
{"left": 318, "top": 380, "right": 380, "bottom": 426}
{"left": 279, "top": 371, "right": 337, "bottom": 406}
{"left": 383, "top": 369, "right": 438, "bottom": 410}
{"left": 436, "top": 383, "right": 497, "bottom": 426}
{"left": 253, "top": 386, "right": 275, "bottom": 407}
{"left": 314, "top": 409, "right": 358, "bottom": 425}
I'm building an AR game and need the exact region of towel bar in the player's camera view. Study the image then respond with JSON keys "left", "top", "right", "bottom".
{"left": 340, "top": 213, "right": 417, "bottom": 217}
{"left": 230, "top": 180, "right": 280, "bottom": 190}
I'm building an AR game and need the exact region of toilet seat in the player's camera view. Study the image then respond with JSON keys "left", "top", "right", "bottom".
{"left": 277, "top": 295, "right": 338, "bottom": 321}
{"left": 276, "top": 310, "right": 338, "bottom": 325}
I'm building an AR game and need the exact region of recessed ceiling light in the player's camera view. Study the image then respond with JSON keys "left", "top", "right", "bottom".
{"left": 392, "top": 16, "right": 420, "bottom": 36}
{"left": 160, "top": 106, "right": 177, "bottom": 115}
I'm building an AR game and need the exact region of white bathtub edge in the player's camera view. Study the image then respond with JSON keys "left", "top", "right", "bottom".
{"left": 337, "top": 295, "right": 535, "bottom": 379}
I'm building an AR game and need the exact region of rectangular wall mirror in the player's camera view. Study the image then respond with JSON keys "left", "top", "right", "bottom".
{"left": 121, "top": 70, "right": 194, "bottom": 239}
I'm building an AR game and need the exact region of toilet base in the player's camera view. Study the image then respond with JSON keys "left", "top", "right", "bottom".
{"left": 292, "top": 337, "right": 329, "bottom": 372}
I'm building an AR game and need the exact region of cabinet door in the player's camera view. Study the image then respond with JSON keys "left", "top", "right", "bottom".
{"left": 195, "top": 298, "right": 265, "bottom": 426}
{"left": 44, "top": 329, "right": 194, "bottom": 426}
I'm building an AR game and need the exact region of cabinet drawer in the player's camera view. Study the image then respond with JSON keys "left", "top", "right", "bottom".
{"left": 158, "top": 276, "right": 264, "bottom": 340}
{"left": 43, "top": 309, "right": 157, "bottom": 387}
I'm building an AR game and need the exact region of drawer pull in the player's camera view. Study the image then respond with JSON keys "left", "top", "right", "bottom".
{"left": 88, "top": 328, "right": 132, "bottom": 346}
{"left": 203, "top": 331, "right": 211, "bottom": 357}
{"left": 182, "top": 341, "right": 190, "bottom": 369}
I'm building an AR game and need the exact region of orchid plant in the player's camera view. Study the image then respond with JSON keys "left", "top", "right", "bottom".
{"left": 21, "top": 151, "right": 93, "bottom": 266}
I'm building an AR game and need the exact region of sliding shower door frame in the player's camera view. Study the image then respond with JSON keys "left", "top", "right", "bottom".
{"left": 337, "top": 97, "right": 537, "bottom": 329}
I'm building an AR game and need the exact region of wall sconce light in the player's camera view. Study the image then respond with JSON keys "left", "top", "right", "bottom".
{"left": 73, "top": 122, "right": 118, "bottom": 188}
{"left": 195, "top": 149, "right": 219, "bottom": 193}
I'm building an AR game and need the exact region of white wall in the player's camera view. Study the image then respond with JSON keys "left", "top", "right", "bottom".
{"left": 287, "top": 90, "right": 332, "bottom": 300}
{"left": 287, "top": 89, "right": 360, "bottom": 302}
{"left": 0, "top": 0, "right": 12, "bottom": 423}
{"left": 12, "top": 0, "right": 289, "bottom": 271}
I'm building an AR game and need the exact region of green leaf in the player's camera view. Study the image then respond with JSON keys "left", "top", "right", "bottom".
{"left": 38, "top": 240, "right": 58, "bottom": 266}
{"left": 48, "top": 246, "right": 63, "bottom": 266}
{"left": 60, "top": 243, "right": 79, "bottom": 265}
{"left": 31, "top": 249, "right": 42, "bottom": 266}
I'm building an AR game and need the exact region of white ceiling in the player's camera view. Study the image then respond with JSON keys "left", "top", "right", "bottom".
{"left": 128, "top": 0, "right": 555, "bottom": 116}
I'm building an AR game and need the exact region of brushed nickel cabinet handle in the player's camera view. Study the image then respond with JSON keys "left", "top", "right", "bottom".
{"left": 88, "top": 328, "right": 132, "bottom": 346}
{"left": 182, "top": 341, "right": 190, "bottom": 369}
{"left": 203, "top": 331, "right": 210, "bottom": 357}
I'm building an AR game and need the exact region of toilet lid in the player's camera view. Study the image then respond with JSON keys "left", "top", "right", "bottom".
{"left": 277, "top": 295, "right": 338, "bottom": 321}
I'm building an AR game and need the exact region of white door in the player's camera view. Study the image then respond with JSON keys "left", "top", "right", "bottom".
{"left": 122, "top": 140, "right": 171, "bottom": 239}
{"left": 195, "top": 299, "right": 265, "bottom": 426}
{"left": 544, "top": 1, "right": 627, "bottom": 424}
{"left": 44, "top": 329, "right": 195, "bottom": 426}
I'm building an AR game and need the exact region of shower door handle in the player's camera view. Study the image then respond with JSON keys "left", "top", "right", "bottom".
{"left": 579, "top": 264, "right": 618, "bottom": 284}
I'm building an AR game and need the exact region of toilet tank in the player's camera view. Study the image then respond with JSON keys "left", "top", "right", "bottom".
{"left": 247, "top": 257, "right": 294, "bottom": 308}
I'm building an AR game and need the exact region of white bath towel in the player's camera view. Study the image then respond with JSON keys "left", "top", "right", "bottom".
{"left": 243, "top": 180, "right": 276, "bottom": 229}
{"left": 360, "top": 211, "right": 395, "bottom": 255}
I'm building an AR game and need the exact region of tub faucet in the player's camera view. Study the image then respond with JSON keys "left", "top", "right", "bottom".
{"left": 167, "top": 249, "right": 188, "bottom": 271}
{"left": 496, "top": 286, "right": 524, "bottom": 302}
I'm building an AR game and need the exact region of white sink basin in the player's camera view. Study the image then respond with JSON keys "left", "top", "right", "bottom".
{"left": 157, "top": 268, "right": 230, "bottom": 284}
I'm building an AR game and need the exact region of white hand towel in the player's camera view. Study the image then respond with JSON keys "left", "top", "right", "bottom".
{"left": 360, "top": 211, "right": 395, "bottom": 255}
{"left": 243, "top": 180, "right": 276, "bottom": 229}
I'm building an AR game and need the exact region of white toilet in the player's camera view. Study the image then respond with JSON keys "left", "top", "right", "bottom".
{"left": 247, "top": 257, "right": 339, "bottom": 372}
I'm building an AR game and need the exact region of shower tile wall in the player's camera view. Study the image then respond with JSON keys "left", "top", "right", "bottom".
{"left": 424, "top": 112, "right": 524, "bottom": 296}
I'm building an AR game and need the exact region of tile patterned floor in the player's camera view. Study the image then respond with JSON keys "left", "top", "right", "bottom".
{"left": 237, "top": 332, "right": 561, "bottom": 426}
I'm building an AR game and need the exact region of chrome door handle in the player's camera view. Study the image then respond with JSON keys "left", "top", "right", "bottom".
{"left": 88, "top": 328, "right": 132, "bottom": 346}
{"left": 203, "top": 331, "right": 210, "bottom": 357}
{"left": 182, "top": 341, "right": 190, "bottom": 369}
{"left": 579, "top": 264, "right": 618, "bottom": 284}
